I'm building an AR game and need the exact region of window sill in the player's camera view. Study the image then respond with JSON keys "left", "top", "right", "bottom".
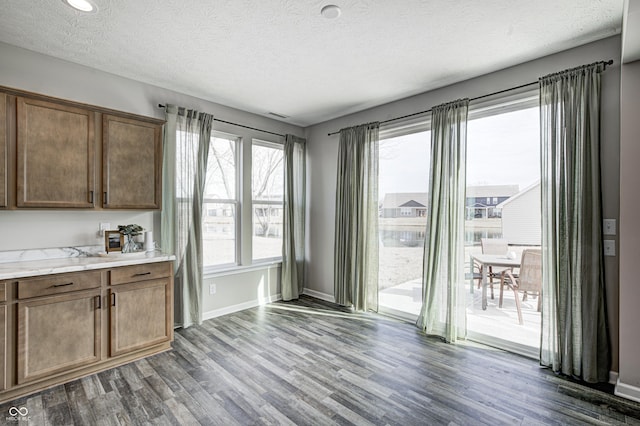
{"left": 204, "top": 260, "right": 282, "bottom": 279}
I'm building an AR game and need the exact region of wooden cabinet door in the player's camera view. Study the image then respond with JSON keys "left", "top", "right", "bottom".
{"left": 0, "top": 93, "right": 7, "bottom": 208}
{"left": 103, "top": 114, "right": 162, "bottom": 209}
{"left": 17, "top": 290, "right": 101, "bottom": 384}
{"left": 109, "top": 278, "right": 172, "bottom": 357}
{"left": 16, "top": 97, "right": 95, "bottom": 208}
{"left": 0, "top": 304, "right": 6, "bottom": 391}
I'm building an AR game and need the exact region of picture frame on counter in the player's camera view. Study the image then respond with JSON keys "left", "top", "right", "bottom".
{"left": 105, "top": 230, "right": 124, "bottom": 253}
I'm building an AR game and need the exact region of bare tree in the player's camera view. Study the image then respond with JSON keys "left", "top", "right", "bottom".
{"left": 251, "top": 146, "right": 284, "bottom": 238}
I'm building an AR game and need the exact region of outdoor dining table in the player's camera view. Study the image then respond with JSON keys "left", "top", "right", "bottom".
{"left": 470, "top": 253, "right": 521, "bottom": 310}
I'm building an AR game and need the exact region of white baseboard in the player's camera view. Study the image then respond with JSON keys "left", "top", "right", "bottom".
{"left": 201, "top": 293, "right": 282, "bottom": 321}
{"left": 302, "top": 288, "right": 335, "bottom": 303}
{"left": 609, "top": 371, "right": 619, "bottom": 385}
{"left": 615, "top": 378, "right": 640, "bottom": 403}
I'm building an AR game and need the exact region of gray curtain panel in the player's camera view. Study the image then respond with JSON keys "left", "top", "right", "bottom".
{"left": 334, "top": 122, "right": 380, "bottom": 311}
{"left": 281, "top": 134, "right": 306, "bottom": 301}
{"left": 161, "top": 104, "right": 213, "bottom": 328}
{"left": 539, "top": 62, "right": 610, "bottom": 383}
{"left": 416, "top": 99, "right": 469, "bottom": 343}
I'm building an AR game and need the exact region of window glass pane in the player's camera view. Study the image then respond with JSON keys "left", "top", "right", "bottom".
{"left": 252, "top": 142, "right": 284, "bottom": 261}
{"left": 203, "top": 134, "right": 238, "bottom": 268}
{"left": 205, "top": 136, "right": 236, "bottom": 200}
{"left": 378, "top": 131, "right": 431, "bottom": 316}
{"left": 252, "top": 203, "right": 283, "bottom": 260}
{"left": 203, "top": 203, "right": 236, "bottom": 266}
{"left": 252, "top": 144, "right": 284, "bottom": 201}
{"left": 465, "top": 106, "right": 541, "bottom": 354}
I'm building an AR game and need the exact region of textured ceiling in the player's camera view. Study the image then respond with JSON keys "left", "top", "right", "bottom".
{"left": 0, "top": 0, "right": 624, "bottom": 127}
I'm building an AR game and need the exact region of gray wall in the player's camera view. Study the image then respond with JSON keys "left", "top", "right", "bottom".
{"left": 305, "top": 36, "right": 621, "bottom": 371}
{"left": 619, "top": 59, "right": 640, "bottom": 394}
{"left": 0, "top": 41, "right": 303, "bottom": 314}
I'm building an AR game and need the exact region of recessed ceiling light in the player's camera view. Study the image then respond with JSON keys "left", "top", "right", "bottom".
{"left": 62, "top": 0, "right": 97, "bottom": 13}
{"left": 321, "top": 5, "right": 341, "bottom": 19}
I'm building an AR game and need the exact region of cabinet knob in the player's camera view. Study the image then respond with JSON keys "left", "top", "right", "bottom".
{"left": 89, "top": 190, "right": 94, "bottom": 204}
{"left": 111, "top": 292, "right": 116, "bottom": 306}
{"left": 95, "top": 295, "right": 101, "bottom": 309}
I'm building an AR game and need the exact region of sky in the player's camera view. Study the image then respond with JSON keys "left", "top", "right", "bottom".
{"left": 379, "top": 107, "right": 540, "bottom": 199}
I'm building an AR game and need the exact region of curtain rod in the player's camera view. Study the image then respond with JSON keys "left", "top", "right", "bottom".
{"left": 327, "top": 59, "right": 614, "bottom": 136}
{"left": 157, "top": 104, "right": 285, "bottom": 137}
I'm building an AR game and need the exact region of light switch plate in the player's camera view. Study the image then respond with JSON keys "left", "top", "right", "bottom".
{"left": 209, "top": 284, "right": 217, "bottom": 295}
{"left": 604, "top": 240, "right": 616, "bottom": 257}
{"left": 603, "top": 219, "right": 616, "bottom": 236}
{"left": 99, "top": 222, "right": 111, "bottom": 237}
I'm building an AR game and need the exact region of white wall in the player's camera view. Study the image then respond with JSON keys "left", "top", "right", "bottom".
{"left": 305, "top": 36, "right": 621, "bottom": 371}
{"left": 501, "top": 184, "right": 541, "bottom": 246}
{"left": 618, "top": 59, "right": 640, "bottom": 400}
{"left": 0, "top": 42, "right": 304, "bottom": 314}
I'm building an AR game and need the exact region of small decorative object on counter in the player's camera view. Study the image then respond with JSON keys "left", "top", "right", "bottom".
{"left": 105, "top": 230, "right": 124, "bottom": 253}
{"left": 118, "top": 224, "right": 144, "bottom": 253}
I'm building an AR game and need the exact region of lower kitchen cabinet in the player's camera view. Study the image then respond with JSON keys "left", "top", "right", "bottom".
{"left": 0, "top": 260, "right": 173, "bottom": 403}
{"left": 0, "top": 304, "right": 6, "bottom": 392}
{"left": 109, "top": 278, "right": 172, "bottom": 357}
{"left": 17, "top": 290, "right": 101, "bottom": 384}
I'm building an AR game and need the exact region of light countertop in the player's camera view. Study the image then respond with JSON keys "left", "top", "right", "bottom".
{"left": 0, "top": 251, "right": 175, "bottom": 280}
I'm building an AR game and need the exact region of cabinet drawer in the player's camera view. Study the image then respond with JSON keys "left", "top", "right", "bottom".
{"left": 110, "top": 262, "right": 171, "bottom": 285}
{"left": 18, "top": 271, "right": 101, "bottom": 299}
{"left": 0, "top": 282, "right": 5, "bottom": 302}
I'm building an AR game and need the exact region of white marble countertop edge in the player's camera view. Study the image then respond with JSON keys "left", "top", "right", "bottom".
{"left": 0, "top": 252, "right": 176, "bottom": 280}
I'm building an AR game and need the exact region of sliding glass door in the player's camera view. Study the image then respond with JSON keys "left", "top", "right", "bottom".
{"left": 377, "top": 94, "right": 541, "bottom": 358}
{"left": 465, "top": 102, "right": 541, "bottom": 357}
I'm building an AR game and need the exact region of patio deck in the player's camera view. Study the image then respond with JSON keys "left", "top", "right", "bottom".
{"left": 379, "top": 276, "right": 541, "bottom": 352}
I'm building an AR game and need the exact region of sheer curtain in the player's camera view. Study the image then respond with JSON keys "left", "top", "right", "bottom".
{"left": 539, "top": 63, "right": 610, "bottom": 382}
{"left": 416, "top": 99, "right": 469, "bottom": 343}
{"left": 281, "top": 134, "right": 306, "bottom": 301}
{"left": 334, "top": 122, "right": 380, "bottom": 311}
{"left": 161, "top": 104, "right": 213, "bottom": 328}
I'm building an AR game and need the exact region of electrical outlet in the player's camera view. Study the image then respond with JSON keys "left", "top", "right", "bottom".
{"left": 603, "top": 219, "right": 616, "bottom": 236}
{"left": 603, "top": 240, "right": 616, "bottom": 257}
{"left": 99, "top": 222, "right": 111, "bottom": 237}
{"left": 209, "top": 284, "right": 217, "bottom": 295}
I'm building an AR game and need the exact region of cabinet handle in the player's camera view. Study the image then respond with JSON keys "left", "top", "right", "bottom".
{"left": 133, "top": 272, "right": 151, "bottom": 277}
{"left": 111, "top": 292, "right": 116, "bottom": 306}
{"left": 51, "top": 282, "right": 73, "bottom": 288}
{"left": 89, "top": 190, "right": 94, "bottom": 204}
{"left": 95, "top": 295, "right": 101, "bottom": 309}
{"left": 103, "top": 192, "right": 108, "bottom": 204}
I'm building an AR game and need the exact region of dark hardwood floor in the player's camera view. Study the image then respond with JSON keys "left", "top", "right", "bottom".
{"left": 1, "top": 295, "right": 639, "bottom": 425}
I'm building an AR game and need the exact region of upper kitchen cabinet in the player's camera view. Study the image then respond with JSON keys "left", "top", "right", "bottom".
{"left": 16, "top": 97, "right": 95, "bottom": 208}
{"left": 102, "top": 114, "right": 163, "bottom": 209}
{"left": 0, "top": 93, "right": 7, "bottom": 208}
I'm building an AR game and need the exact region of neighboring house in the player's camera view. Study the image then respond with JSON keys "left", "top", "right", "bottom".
{"left": 465, "top": 185, "right": 519, "bottom": 219}
{"left": 380, "top": 193, "right": 429, "bottom": 218}
{"left": 382, "top": 186, "right": 519, "bottom": 219}
{"left": 497, "top": 182, "right": 541, "bottom": 246}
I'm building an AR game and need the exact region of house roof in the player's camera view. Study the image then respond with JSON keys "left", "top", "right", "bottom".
{"left": 399, "top": 200, "right": 426, "bottom": 208}
{"left": 496, "top": 181, "right": 541, "bottom": 208}
{"left": 466, "top": 185, "right": 520, "bottom": 198}
{"left": 382, "top": 185, "right": 519, "bottom": 209}
{"left": 382, "top": 193, "right": 429, "bottom": 209}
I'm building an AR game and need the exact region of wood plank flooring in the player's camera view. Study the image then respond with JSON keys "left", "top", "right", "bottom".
{"left": 1, "top": 295, "right": 639, "bottom": 425}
